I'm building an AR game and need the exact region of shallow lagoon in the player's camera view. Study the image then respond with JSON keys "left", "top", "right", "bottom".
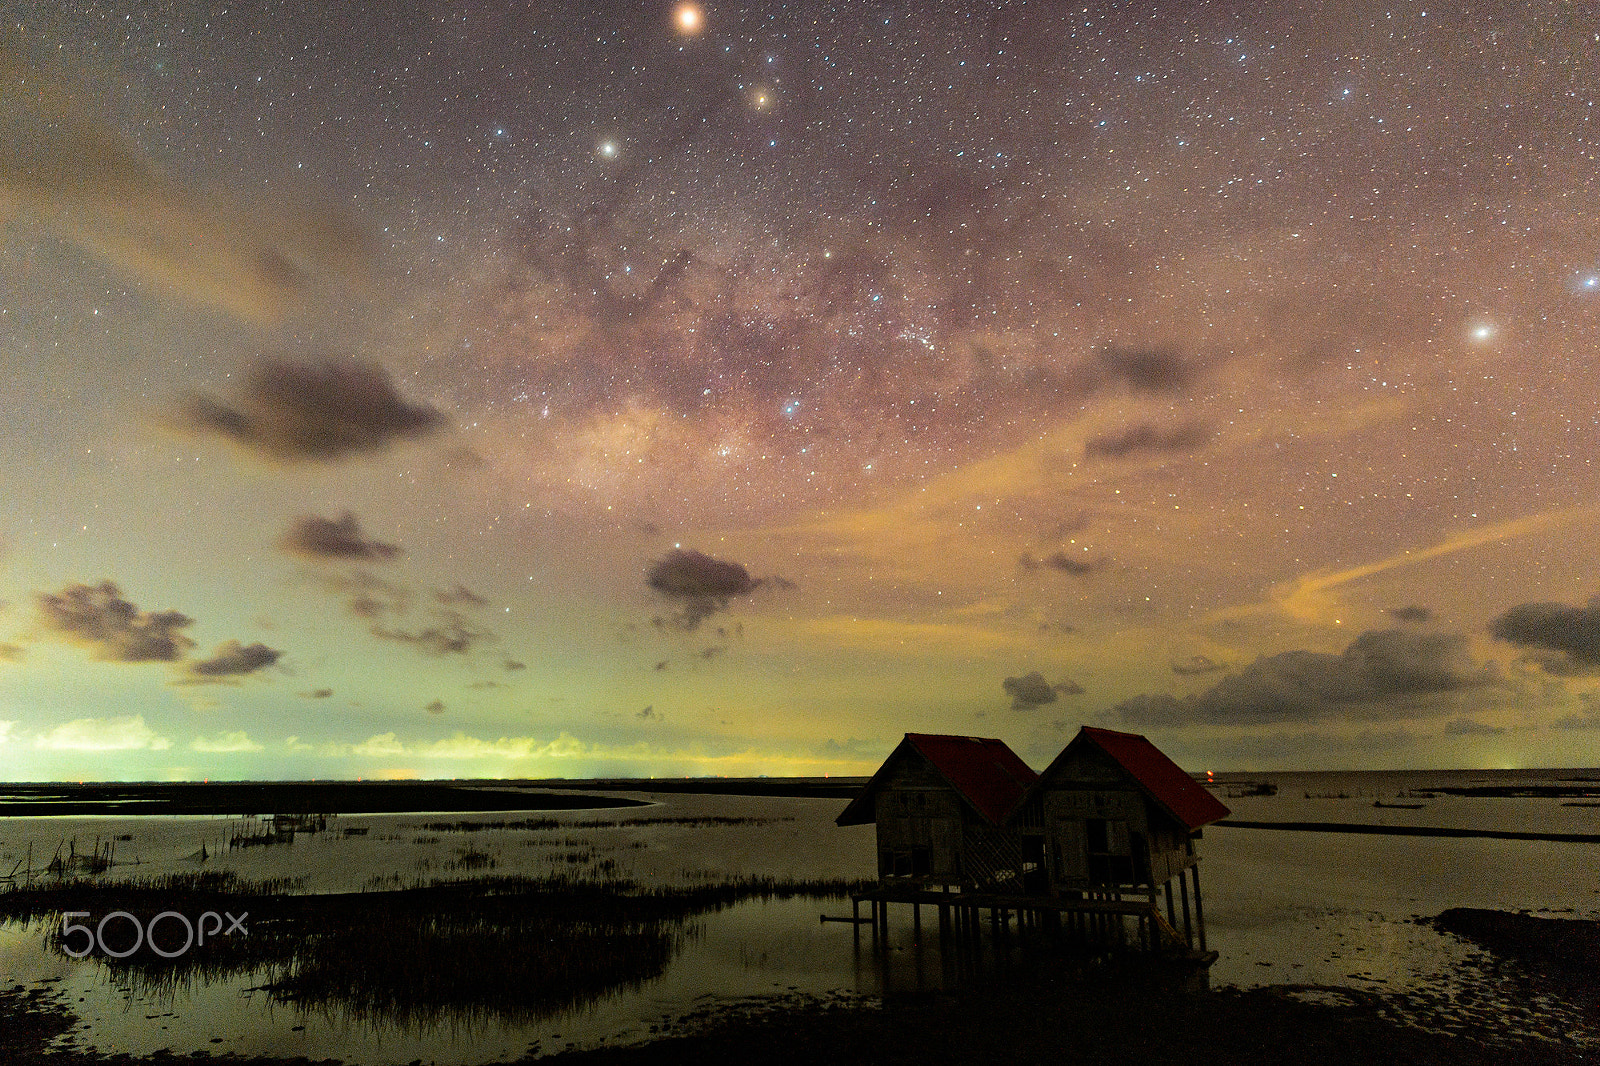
{"left": 1, "top": 773, "right": 1598, "bottom": 1062}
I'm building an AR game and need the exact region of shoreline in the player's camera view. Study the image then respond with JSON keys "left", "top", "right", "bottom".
{"left": 0, "top": 782, "right": 652, "bottom": 818}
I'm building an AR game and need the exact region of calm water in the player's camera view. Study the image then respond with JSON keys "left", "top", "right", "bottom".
{"left": 1, "top": 772, "right": 1597, "bottom": 1062}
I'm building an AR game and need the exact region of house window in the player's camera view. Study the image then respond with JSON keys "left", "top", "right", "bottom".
{"left": 1085, "top": 818, "right": 1109, "bottom": 853}
{"left": 1085, "top": 817, "right": 1134, "bottom": 885}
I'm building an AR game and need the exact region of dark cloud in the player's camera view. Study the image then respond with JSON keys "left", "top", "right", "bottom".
{"left": 37, "top": 581, "right": 195, "bottom": 662}
{"left": 280, "top": 512, "right": 401, "bottom": 561}
{"left": 467, "top": 680, "right": 502, "bottom": 690}
{"left": 1084, "top": 420, "right": 1209, "bottom": 461}
{"left": 1019, "top": 551, "right": 1104, "bottom": 576}
{"left": 637, "top": 705, "right": 659, "bottom": 721}
{"left": 1116, "top": 629, "right": 1493, "bottom": 726}
{"left": 1387, "top": 605, "right": 1433, "bottom": 624}
{"left": 301, "top": 688, "right": 334, "bottom": 699}
{"left": 0, "top": 643, "right": 23, "bottom": 662}
{"left": 179, "top": 358, "right": 446, "bottom": 462}
{"left": 434, "top": 584, "right": 489, "bottom": 608}
{"left": 1489, "top": 598, "right": 1600, "bottom": 670}
{"left": 426, "top": 699, "right": 446, "bottom": 714}
{"left": 1172, "top": 655, "right": 1226, "bottom": 676}
{"left": 1002, "top": 671, "right": 1080, "bottom": 710}
{"left": 1443, "top": 717, "right": 1504, "bottom": 736}
{"left": 1092, "top": 347, "right": 1196, "bottom": 393}
{"left": 186, "top": 640, "right": 284, "bottom": 681}
{"left": 646, "top": 548, "right": 781, "bottom": 630}
{"left": 503, "top": 659, "right": 526, "bottom": 671}
{"left": 370, "top": 610, "right": 491, "bottom": 656}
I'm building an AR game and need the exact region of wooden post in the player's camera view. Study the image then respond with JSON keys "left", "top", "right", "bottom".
{"left": 913, "top": 901, "right": 922, "bottom": 940}
{"left": 1192, "top": 862, "right": 1207, "bottom": 952}
{"left": 1164, "top": 880, "right": 1177, "bottom": 933}
{"left": 1179, "top": 868, "right": 1193, "bottom": 949}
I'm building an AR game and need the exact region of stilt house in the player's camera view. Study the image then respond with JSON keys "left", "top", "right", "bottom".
{"left": 835, "top": 733, "right": 1037, "bottom": 890}
{"left": 1012, "top": 726, "right": 1229, "bottom": 946}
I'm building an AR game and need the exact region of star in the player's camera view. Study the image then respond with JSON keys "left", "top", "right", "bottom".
{"left": 675, "top": 3, "right": 703, "bottom": 35}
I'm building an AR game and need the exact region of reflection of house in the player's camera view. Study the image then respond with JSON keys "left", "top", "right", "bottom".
{"left": 835, "top": 733, "right": 1037, "bottom": 890}
{"left": 1014, "top": 726, "right": 1229, "bottom": 948}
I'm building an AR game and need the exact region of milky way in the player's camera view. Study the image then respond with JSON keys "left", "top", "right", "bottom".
{"left": 1, "top": 2, "right": 1598, "bottom": 778}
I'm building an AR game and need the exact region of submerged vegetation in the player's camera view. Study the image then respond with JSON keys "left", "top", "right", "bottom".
{"left": 0, "top": 868, "right": 872, "bottom": 1027}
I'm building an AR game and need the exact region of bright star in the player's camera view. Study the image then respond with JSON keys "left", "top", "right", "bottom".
{"left": 1472, "top": 325, "right": 1493, "bottom": 341}
{"left": 675, "top": 3, "right": 703, "bottom": 34}
{"left": 598, "top": 140, "right": 618, "bottom": 158}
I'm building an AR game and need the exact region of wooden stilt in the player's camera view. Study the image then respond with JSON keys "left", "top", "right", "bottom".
{"left": 1192, "top": 863, "right": 1207, "bottom": 952}
{"left": 1179, "top": 868, "right": 1193, "bottom": 948}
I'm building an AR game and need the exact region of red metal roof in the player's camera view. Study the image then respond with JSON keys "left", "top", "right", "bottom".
{"left": 835, "top": 733, "right": 1038, "bottom": 826}
{"left": 1075, "top": 726, "right": 1230, "bottom": 830}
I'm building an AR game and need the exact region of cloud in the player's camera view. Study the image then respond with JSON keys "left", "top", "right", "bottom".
{"left": 370, "top": 610, "right": 491, "bottom": 656}
{"left": 1387, "top": 605, "right": 1433, "bottom": 623}
{"left": 504, "top": 659, "right": 527, "bottom": 671}
{"left": 646, "top": 548, "right": 779, "bottom": 630}
{"left": 1171, "top": 655, "right": 1226, "bottom": 676}
{"left": 185, "top": 640, "right": 283, "bottom": 681}
{"left": 1019, "top": 551, "right": 1104, "bottom": 576}
{"left": 0, "top": 720, "right": 13, "bottom": 745}
{"left": 35, "top": 714, "right": 171, "bottom": 751}
{"left": 1552, "top": 696, "right": 1600, "bottom": 730}
{"left": 0, "top": 642, "right": 22, "bottom": 662}
{"left": 280, "top": 512, "right": 401, "bottom": 561}
{"left": 0, "top": 41, "right": 373, "bottom": 321}
{"left": 1233, "top": 507, "right": 1588, "bottom": 624}
{"left": 190, "top": 731, "right": 265, "bottom": 753}
{"left": 301, "top": 688, "right": 334, "bottom": 699}
{"left": 353, "top": 732, "right": 407, "bottom": 758}
{"left": 314, "top": 569, "right": 411, "bottom": 619}
{"left": 426, "top": 699, "right": 446, "bottom": 715}
{"left": 1489, "top": 598, "right": 1600, "bottom": 671}
{"left": 1443, "top": 717, "right": 1504, "bottom": 736}
{"left": 36, "top": 581, "right": 195, "bottom": 662}
{"left": 1092, "top": 347, "right": 1196, "bottom": 393}
{"left": 178, "top": 358, "right": 446, "bottom": 462}
{"left": 434, "top": 584, "right": 489, "bottom": 607}
{"left": 1003, "top": 671, "right": 1081, "bottom": 710}
{"left": 1115, "top": 629, "right": 1494, "bottom": 726}
{"left": 637, "top": 705, "right": 659, "bottom": 720}
{"left": 1084, "top": 420, "right": 1209, "bottom": 460}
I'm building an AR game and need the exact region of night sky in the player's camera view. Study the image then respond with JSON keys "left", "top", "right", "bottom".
{"left": 3, "top": 1, "right": 1599, "bottom": 780}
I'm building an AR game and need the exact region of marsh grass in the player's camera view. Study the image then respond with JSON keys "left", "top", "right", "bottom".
{"left": 0, "top": 868, "right": 873, "bottom": 1026}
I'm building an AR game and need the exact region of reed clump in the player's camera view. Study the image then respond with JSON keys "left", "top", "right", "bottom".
{"left": 0, "top": 869, "right": 871, "bottom": 1025}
